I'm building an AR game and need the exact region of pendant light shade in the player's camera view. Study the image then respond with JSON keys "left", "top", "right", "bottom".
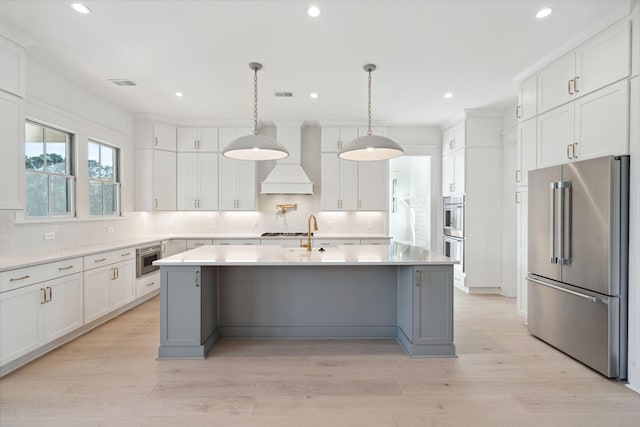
{"left": 339, "top": 64, "right": 404, "bottom": 161}
{"left": 223, "top": 63, "right": 289, "bottom": 161}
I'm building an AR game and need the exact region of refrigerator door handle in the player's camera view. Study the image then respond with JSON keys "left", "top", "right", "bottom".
{"left": 549, "top": 183, "right": 558, "bottom": 264}
{"left": 559, "top": 181, "right": 572, "bottom": 265}
{"left": 526, "top": 276, "right": 601, "bottom": 303}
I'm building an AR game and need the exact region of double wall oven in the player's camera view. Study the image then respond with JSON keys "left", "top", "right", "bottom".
{"left": 443, "top": 196, "right": 464, "bottom": 273}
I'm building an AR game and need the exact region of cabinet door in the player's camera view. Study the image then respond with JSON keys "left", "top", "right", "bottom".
{"left": 0, "top": 284, "right": 42, "bottom": 365}
{"left": 198, "top": 127, "right": 219, "bottom": 151}
{"left": 110, "top": 259, "right": 135, "bottom": 310}
{"left": 0, "top": 91, "right": 25, "bottom": 210}
{"left": 538, "top": 54, "right": 575, "bottom": 113}
{"left": 517, "top": 189, "right": 529, "bottom": 318}
{"left": 153, "top": 149, "right": 177, "bottom": 210}
{"left": 441, "top": 126, "right": 455, "bottom": 155}
{"left": 321, "top": 127, "right": 341, "bottom": 152}
{"left": 42, "top": 273, "right": 83, "bottom": 343}
{"left": 358, "top": 160, "right": 388, "bottom": 211}
{"left": 574, "top": 80, "right": 629, "bottom": 160}
{"left": 516, "top": 119, "right": 537, "bottom": 186}
{"left": 339, "top": 159, "right": 358, "bottom": 210}
{"left": 518, "top": 75, "right": 537, "bottom": 122}
{"left": 162, "top": 267, "right": 202, "bottom": 347}
{"left": 83, "top": 266, "right": 112, "bottom": 323}
{"left": 154, "top": 122, "right": 176, "bottom": 151}
{"left": 177, "top": 128, "right": 198, "bottom": 151}
{"left": 162, "top": 239, "right": 187, "bottom": 257}
{"left": 177, "top": 153, "right": 199, "bottom": 210}
{"left": 442, "top": 153, "right": 454, "bottom": 196}
{"left": 198, "top": 152, "right": 219, "bottom": 210}
{"left": 452, "top": 149, "right": 465, "bottom": 195}
{"left": 321, "top": 153, "right": 341, "bottom": 210}
{"left": 0, "top": 36, "right": 25, "bottom": 97}
{"left": 340, "top": 127, "right": 358, "bottom": 151}
{"left": 236, "top": 159, "right": 256, "bottom": 210}
{"left": 575, "top": 20, "right": 630, "bottom": 97}
{"left": 537, "top": 103, "right": 575, "bottom": 168}
{"left": 413, "top": 267, "right": 453, "bottom": 345}
{"left": 218, "top": 154, "right": 237, "bottom": 210}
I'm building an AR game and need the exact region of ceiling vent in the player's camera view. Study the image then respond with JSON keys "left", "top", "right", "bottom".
{"left": 108, "top": 79, "right": 137, "bottom": 86}
{"left": 274, "top": 91, "right": 294, "bottom": 97}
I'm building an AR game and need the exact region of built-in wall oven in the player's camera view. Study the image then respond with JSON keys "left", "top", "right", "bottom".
{"left": 136, "top": 244, "right": 161, "bottom": 277}
{"left": 443, "top": 195, "right": 464, "bottom": 238}
{"left": 443, "top": 235, "right": 464, "bottom": 273}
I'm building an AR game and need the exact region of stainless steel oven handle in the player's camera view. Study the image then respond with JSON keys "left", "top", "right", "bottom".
{"left": 526, "top": 276, "right": 600, "bottom": 303}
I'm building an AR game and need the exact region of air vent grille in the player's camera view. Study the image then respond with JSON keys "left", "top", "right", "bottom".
{"left": 274, "top": 91, "right": 294, "bottom": 97}
{"left": 109, "top": 79, "right": 137, "bottom": 86}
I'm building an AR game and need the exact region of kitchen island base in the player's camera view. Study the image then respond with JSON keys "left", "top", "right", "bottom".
{"left": 158, "top": 262, "right": 455, "bottom": 359}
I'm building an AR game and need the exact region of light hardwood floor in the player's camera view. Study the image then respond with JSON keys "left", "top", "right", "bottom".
{"left": 1, "top": 290, "right": 640, "bottom": 426}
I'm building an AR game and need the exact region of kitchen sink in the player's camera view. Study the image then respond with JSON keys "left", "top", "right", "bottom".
{"left": 261, "top": 232, "right": 311, "bottom": 237}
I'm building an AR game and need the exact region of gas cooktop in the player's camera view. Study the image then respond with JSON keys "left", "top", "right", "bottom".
{"left": 260, "top": 232, "right": 311, "bottom": 237}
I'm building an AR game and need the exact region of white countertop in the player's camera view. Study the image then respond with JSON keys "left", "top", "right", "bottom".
{"left": 0, "top": 234, "right": 393, "bottom": 271}
{"left": 155, "top": 244, "right": 453, "bottom": 267}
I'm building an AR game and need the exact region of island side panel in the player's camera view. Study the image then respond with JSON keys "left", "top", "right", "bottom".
{"left": 159, "top": 266, "right": 218, "bottom": 359}
{"left": 397, "top": 266, "right": 414, "bottom": 343}
{"left": 217, "top": 265, "right": 398, "bottom": 338}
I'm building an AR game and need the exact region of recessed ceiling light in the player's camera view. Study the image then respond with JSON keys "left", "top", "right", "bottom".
{"left": 70, "top": 2, "right": 91, "bottom": 14}
{"left": 444, "top": 92, "right": 453, "bottom": 99}
{"left": 310, "top": 92, "right": 319, "bottom": 99}
{"left": 536, "top": 7, "right": 553, "bottom": 19}
{"left": 307, "top": 6, "right": 321, "bottom": 18}
{"left": 175, "top": 92, "right": 184, "bottom": 97}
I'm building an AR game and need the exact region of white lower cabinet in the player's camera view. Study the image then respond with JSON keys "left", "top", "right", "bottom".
{"left": 186, "top": 239, "right": 213, "bottom": 250}
{"left": 136, "top": 271, "right": 160, "bottom": 299}
{"left": 162, "top": 239, "right": 187, "bottom": 257}
{"left": 0, "top": 273, "right": 83, "bottom": 366}
{"left": 83, "top": 250, "right": 135, "bottom": 324}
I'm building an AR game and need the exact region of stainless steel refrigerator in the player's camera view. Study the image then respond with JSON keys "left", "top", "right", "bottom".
{"left": 527, "top": 155, "right": 629, "bottom": 379}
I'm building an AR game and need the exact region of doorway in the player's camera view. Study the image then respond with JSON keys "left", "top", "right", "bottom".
{"left": 389, "top": 156, "right": 431, "bottom": 248}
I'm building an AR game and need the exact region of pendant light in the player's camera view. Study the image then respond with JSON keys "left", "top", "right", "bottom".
{"left": 339, "top": 64, "right": 404, "bottom": 161}
{"left": 223, "top": 63, "right": 289, "bottom": 161}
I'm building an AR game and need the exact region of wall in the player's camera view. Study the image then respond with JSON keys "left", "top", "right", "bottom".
{"left": 501, "top": 107, "right": 517, "bottom": 297}
{"left": 0, "top": 57, "right": 146, "bottom": 257}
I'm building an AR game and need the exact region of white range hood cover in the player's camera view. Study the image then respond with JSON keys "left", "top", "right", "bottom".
{"left": 261, "top": 124, "right": 314, "bottom": 194}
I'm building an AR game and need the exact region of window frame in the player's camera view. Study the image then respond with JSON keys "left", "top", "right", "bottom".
{"left": 24, "top": 120, "right": 76, "bottom": 219}
{"left": 87, "top": 139, "right": 121, "bottom": 217}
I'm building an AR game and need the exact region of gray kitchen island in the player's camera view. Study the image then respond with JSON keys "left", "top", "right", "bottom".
{"left": 155, "top": 244, "right": 456, "bottom": 359}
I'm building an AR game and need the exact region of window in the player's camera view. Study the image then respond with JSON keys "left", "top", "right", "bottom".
{"left": 25, "top": 121, "right": 74, "bottom": 218}
{"left": 88, "top": 140, "right": 120, "bottom": 216}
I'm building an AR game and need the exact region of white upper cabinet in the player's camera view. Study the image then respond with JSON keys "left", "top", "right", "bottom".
{"left": 573, "top": 79, "right": 629, "bottom": 161}
{"left": 537, "top": 19, "right": 631, "bottom": 115}
{"left": 177, "top": 127, "right": 219, "bottom": 151}
{"left": 219, "top": 128, "right": 256, "bottom": 211}
{"left": 153, "top": 149, "right": 177, "bottom": 210}
{"left": 0, "top": 91, "right": 25, "bottom": 210}
{"left": 357, "top": 161, "right": 388, "bottom": 211}
{"left": 516, "top": 119, "right": 537, "bottom": 186}
{"left": 177, "top": 152, "right": 219, "bottom": 210}
{"left": 517, "top": 75, "right": 537, "bottom": 122}
{"left": 321, "top": 127, "right": 358, "bottom": 152}
{"left": 154, "top": 122, "right": 177, "bottom": 151}
{"left": 574, "top": 20, "right": 631, "bottom": 97}
{"left": 537, "top": 103, "right": 575, "bottom": 168}
{"left": 441, "top": 121, "right": 465, "bottom": 155}
{"left": 0, "top": 36, "right": 25, "bottom": 98}
{"left": 321, "top": 153, "right": 358, "bottom": 211}
{"left": 442, "top": 149, "right": 464, "bottom": 196}
{"left": 538, "top": 53, "right": 576, "bottom": 113}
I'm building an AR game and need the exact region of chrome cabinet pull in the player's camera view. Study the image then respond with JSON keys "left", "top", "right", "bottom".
{"left": 10, "top": 275, "right": 30, "bottom": 282}
{"left": 40, "top": 288, "right": 46, "bottom": 304}
{"left": 416, "top": 270, "right": 422, "bottom": 287}
{"left": 515, "top": 169, "right": 521, "bottom": 183}
{"left": 115, "top": 267, "right": 119, "bottom": 279}
{"left": 46, "top": 287, "right": 52, "bottom": 302}
{"left": 154, "top": 136, "right": 158, "bottom": 146}
{"left": 516, "top": 105, "right": 522, "bottom": 119}
{"left": 195, "top": 270, "right": 200, "bottom": 287}
{"left": 573, "top": 76, "right": 580, "bottom": 93}
{"left": 568, "top": 79, "right": 574, "bottom": 95}
{"left": 94, "top": 258, "right": 107, "bottom": 263}
{"left": 121, "top": 253, "right": 131, "bottom": 257}
{"left": 566, "top": 144, "right": 573, "bottom": 160}
{"left": 146, "top": 282, "right": 155, "bottom": 287}
{"left": 154, "top": 198, "right": 158, "bottom": 208}
{"left": 515, "top": 192, "right": 520, "bottom": 204}
{"left": 58, "top": 265, "right": 74, "bottom": 271}
{"left": 573, "top": 143, "right": 579, "bottom": 159}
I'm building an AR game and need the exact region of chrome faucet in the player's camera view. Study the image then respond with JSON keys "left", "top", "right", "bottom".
{"left": 302, "top": 214, "right": 318, "bottom": 251}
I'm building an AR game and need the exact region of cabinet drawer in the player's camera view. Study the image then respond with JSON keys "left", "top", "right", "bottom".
{"left": 313, "top": 239, "right": 360, "bottom": 247}
{"left": 186, "top": 239, "right": 213, "bottom": 250}
{"left": 84, "top": 247, "right": 135, "bottom": 270}
{"left": 360, "top": 238, "right": 391, "bottom": 245}
{"left": 136, "top": 272, "right": 160, "bottom": 299}
{"left": 213, "top": 239, "right": 260, "bottom": 245}
{"left": 1, "top": 257, "right": 83, "bottom": 293}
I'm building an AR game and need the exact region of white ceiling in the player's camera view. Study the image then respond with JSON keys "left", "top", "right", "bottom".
{"left": 0, "top": 0, "right": 632, "bottom": 126}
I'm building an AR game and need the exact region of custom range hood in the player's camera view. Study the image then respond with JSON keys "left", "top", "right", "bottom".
{"left": 261, "top": 124, "right": 314, "bottom": 194}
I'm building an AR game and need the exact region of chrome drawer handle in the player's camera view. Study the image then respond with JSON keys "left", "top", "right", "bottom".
{"left": 58, "top": 265, "right": 74, "bottom": 271}
{"left": 94, "top": 258, "right": 107, "bottom": 263}
{"left": 146, "top": 282, "right": 155, "bottom": 287}
{"left": 10, "top": 275, "right": 30, "bottom": 281}
{"left": 120, "top": 252, "right": 131, "bottom": 256}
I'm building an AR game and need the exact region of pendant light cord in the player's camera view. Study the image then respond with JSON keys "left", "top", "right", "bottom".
{"left": 253, "top": 66, "right": 259, "bottom": 135}
{"left": 367, "top": 68, "right": 372, "bottom": 136}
